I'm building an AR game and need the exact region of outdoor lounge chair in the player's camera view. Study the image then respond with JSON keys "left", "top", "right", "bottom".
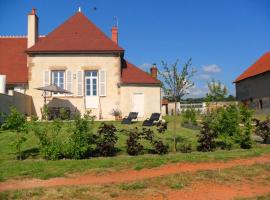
{"left": 121, "top": 112, "right": 138, "bottom": 124}
{"left": 142, "top": 113, "right": 161, "bottom": 126}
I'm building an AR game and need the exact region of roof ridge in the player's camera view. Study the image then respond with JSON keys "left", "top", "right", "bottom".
{"left": 0, "top": 35, "right": 46, "bottom": 38}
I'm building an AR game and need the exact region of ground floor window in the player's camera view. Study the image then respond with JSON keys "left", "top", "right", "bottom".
{"left": 52, "top": 70, "right": 65, "bottom": 95}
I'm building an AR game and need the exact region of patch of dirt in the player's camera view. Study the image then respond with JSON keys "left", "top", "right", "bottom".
{"left": 116, "top": 181, "right": 270, "bottom": 200}
{"left": 0, "top": 154, "right": 270, "bottom": 192}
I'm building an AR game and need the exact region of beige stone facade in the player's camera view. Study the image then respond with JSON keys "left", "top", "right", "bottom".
{"left": 26, "top": 54, "right": 161, "bottom": 120}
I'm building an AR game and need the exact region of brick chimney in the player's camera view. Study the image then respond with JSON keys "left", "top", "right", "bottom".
{"left": 111, "top": 25, "right": 118, "bottom": 44}
{"left": 27, "top": 8, "right": 39, "bottom": 48}
{"left": 150, "top": 64, "right": 158, "bottom": 79}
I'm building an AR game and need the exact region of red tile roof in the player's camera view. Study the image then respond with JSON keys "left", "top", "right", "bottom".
{"left": 0, "top": 37, "right": 28, "bottom": 84}
{"left": 121, "top": 60, "right": 160, "bottom": 85}
{"left": 234, "top": 52, "right": 270, "bottom": 83}
{"left": 27, "top": 12, "right": 124, "bottom": 53}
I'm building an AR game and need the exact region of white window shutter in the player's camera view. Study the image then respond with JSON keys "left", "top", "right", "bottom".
{"left": 66, "top": 70, "right": 72, "bottom": 96}
{"left": 43, "top": 70, "right": 50, "bottom": 96}
{"left": 77, "top": 70, "right": 83, "bottom": 96}
{"left": 99, "top": 70, "right": 106, "bottom": 97}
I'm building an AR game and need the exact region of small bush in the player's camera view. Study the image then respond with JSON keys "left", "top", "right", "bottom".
{"left": 67, "top": 113, "right": 95, "bottom": 159}
{"left": 59, "top": 108, "right": 69, "bottom": 120}
{"left": 126, "top": 128, "right": 144, "bottom": 156}
{"left": 155, "top": 121, "right": 168, "bottom": 133}
{"left": 253, "top": 118, "right": 270, "bottom": 144}
{"left": 2, "top": 107, "right": 28, "bottom": 160}
{"left": 181, "top": 108, "right": 197, "bottom": 126}
{"left": 178, "top": 143, "right": 192, "bottom": 153}
{"left": 197, "top": 119, "right": 217, "bottom": 152}
{"left": 96, "top": 123, "right": 118, "bottom": 156}
{"left": 152, "top": 140, "right": 169, "bottom": 155}
{"left": 141, "top": 128, "right": 154, "bottom": 143}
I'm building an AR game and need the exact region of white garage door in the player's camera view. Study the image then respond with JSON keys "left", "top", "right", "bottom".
{"left": 132, "top": 93, "right": 144, "bottom": 117}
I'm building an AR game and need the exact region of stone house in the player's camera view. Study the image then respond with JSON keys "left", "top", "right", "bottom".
{"left": 234, "top": 52, "right": 270, "bottom": 113}
{"left": 0, "top": 9, "right": 161, "bottom": 119}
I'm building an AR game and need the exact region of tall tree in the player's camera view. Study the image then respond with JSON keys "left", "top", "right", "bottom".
{"left": 159, "top": 58, "right": 196, "bottom": 152}
{"left": 206, "top": 79, "right": 228, "bottom": 103}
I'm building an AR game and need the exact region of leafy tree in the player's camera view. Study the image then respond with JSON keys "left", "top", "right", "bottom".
{"left": 159, "top": 58, "right": 196, "bottom": 152}
{"left": 2, "top": 107, "right": 28, "bottom": 160}
{"left": 206, "top": 79, "right": 228, "bottom": 104}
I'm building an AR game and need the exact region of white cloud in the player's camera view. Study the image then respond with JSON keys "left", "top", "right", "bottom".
{"left": 187, "top": 85, "right": 208, "bottom": 98}
{"left": 199, "top": 74, "right": 211, "bottom": 80}
{"left": 202, "top": 64, "right": 221, "bottom": 73}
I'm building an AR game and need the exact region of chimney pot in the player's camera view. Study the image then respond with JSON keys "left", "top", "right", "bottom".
{"left": 150, "top": 64, "right": 158, "bottom": 79}
{"left": 111, "top": 25, "right": 118, "bottom": 44}
{"left": 30, "top": 8, "right": 36, "bottom": 15}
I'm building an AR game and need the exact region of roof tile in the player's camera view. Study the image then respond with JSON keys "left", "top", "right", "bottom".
{"left": 27, "top": 12, "right": 124, "bottom": 53}
{"left": 235, "top": 52, "right": 270, "bottom": 82}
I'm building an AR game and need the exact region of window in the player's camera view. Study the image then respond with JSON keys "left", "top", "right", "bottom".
{"left": 52, "top": 70, "right": 65, "bottom": 95}
{"left": 85, "top": 71, "right": 98, "bottom": 96}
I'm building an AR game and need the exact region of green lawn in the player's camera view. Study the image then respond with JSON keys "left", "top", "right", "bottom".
{"left": 0, "top": 115, "right": 269, "bottom": 181}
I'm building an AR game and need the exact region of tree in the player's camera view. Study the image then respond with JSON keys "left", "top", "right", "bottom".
{"left": 159, "top": 58, "right": 196, "bottom": 152}
{"left": 206, "top": 79, "right": 228, "bottom": 105}
{"left": 2, "top": 107, "right": 28, "bottom": 160}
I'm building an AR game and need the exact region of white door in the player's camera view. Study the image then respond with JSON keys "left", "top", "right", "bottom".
{"left": 85, "top": 71, "right": 98, "bottom": 109}
{"left": 132, "top": 93, "right": 144, "bottom": 117}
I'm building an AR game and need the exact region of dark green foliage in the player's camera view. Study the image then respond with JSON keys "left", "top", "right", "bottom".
{"left": 155, "top": 121, "right": 168, "bottom": 133}
{"left": 96, "top": 123, "right": 118, "bottom": 156}
{"left": 197, "top": 121, "right": 217, "bottom": 152}
{"left": 152, "top": 140, "right": 169, "bottom": 155}
{"left": 2, "top": 107, "right": 28, "bottom": 160}
{"left": 141, "top": 128, "right": 154, "bottom": 143}
{"left": 253, "top": 118, "right": 270, "bottom": 144}
{"left": 126, "top": 128, "right": 144, "bottom": 156}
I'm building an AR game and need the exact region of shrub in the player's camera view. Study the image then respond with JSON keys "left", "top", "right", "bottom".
{"left": 40, "top": 104, "right": 49, "bottom": 120}
{"left": 67, "top": 113, "right": 95, "bottom": 159}
{"left": 239, "top": 105, "right": 253, "bottom": 149}
{"left": 2, "top": 107, "right": 28, "bottom": 160}
{"left": 141, "top": 128, "right": 154, "bottom": 143}
{"left": 126, "top": 128, "right": 144, "bottom": 156}
{"left": 155, "top": 121, "right": 168, "bottom": 133}
{"left": 253, "top": 118, "right": 270, "bottom": 144}
{"left": 178, "top": 143, "right": 192, "bottom": 153}
{"left": 152, "top": 140, "right": 169, "bottom": 155}
{"left": 59, "top": 108, "right": 69, "bottom": 120}
{"left": 181, "top": 108, "right": 197, "bottom": 126}
{"left": 197, "top": 116, "right": 217, "bottom": 152}
{"left": 96, "top": 123, "right": 118, "bottom": 156}
{"left": 39, "top": 119, "right": 65, "bottom": 160}
{"left": 214, "top": 105, "right": 241, "bottom": 149}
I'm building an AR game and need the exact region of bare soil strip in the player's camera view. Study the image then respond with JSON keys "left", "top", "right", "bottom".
{"left": 116, "top": 181, "right": 270, "bottom": 200}
{"left": 0, "top": 154, "right": 270, "bottom": 192}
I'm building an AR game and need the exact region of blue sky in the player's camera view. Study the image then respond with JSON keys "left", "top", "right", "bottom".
{"left": 1, "top": 0, "right": 270, "bottom": 98}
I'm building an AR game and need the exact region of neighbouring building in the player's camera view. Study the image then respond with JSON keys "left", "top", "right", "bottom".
{"left": 234, "top": 52, "right": 270, "bottom": 113}
{"left": 0, "top": 9, "right": 161, "bottom": 119}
